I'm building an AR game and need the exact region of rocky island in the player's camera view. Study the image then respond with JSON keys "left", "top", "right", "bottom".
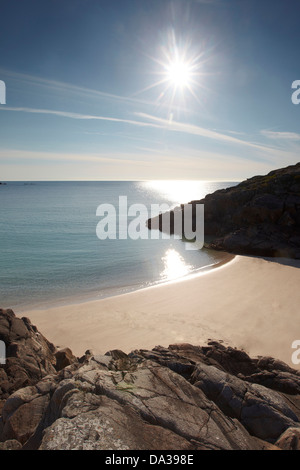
{"left": 1, "top": 308, "right": 300, "bottom": 451}
{"left": 147, "top": 162, "right": 300, "bottom": 259}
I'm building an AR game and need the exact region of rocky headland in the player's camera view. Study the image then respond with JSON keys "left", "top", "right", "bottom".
{"left": 1, "top": 308, "right": 300, "bottom": 450}
{"left": 147, "top": 162, "right": 300, "bottom": 259}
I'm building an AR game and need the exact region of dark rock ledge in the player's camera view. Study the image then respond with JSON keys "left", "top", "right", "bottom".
{"left": 147, "top": 162, "right": 300, "bottom": 259}
{"left": 1, "top": 308, "right": 300, "bottom": 450}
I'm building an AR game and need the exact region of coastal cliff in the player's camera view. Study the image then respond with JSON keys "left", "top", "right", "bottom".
{"left": 1, "top": 308, "right": 300, "bottom": 450}
{"left": 147, "top": 162, "right": 300, "bottom": 258}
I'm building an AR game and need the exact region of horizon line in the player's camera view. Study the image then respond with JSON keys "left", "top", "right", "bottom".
{"left": 0, "top": 178, "right": 242, "bottom": 182}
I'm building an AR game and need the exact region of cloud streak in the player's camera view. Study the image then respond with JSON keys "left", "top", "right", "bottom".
{"left": 260, "top": 130, "right": 300, "bottom": 141}
{"left": 1, "top": 70, "right": 295, "bottom": 161}
{"left": 0, "top": 69, "right": 180, "bottom": 110}
{"left": 1, "top": 105, "right": 280, "bottom": 155}
{"left": 0, "top": 69, "right": 140, "bottom": 104}
{"left": 0, "top": 148, "right": 155, "bottom": 165}
{"left": 136, "top": 112, "right": 281, "bottom": 154}
{"left": 0, "top": 106, "right": 154, "bottom": 128}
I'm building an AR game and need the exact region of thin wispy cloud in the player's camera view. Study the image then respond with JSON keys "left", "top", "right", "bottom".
{"left": 0, "top": 105, "right": 292, "bottom": 159}
{"left": 0, "top": 69, "right": 191, "bottom": 112}
{"left": 2, "top": 70, "right": 295, "bottom": 161}
{"left": 0, "top": 149, "right": 156, "bottom": 165}
{"left": 0, "top": 69, "right": 143, "bottom": 106}
{"left": 0, "top": 106, "right": 152, "bottom": 128}
{"left": 136, "top": 112, "right": 281, "bottom": 154}
{"left": 260, "top": 130, "right": 300, "bottom": 141}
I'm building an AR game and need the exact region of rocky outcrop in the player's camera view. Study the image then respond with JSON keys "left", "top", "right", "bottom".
{"left": 1, "top": 310, "right": 300, "bottom": 450}
{"left": 147, "top": 162, "right": 300, "bottom": 258}
{"left": 0, "top": 309, "right": 77, "bottom": 411}
{"left": 0, "top": 309, "right": 57, "bottom": 407}
{"left": 0, "top": 350, "right": 264, "bottom": 450}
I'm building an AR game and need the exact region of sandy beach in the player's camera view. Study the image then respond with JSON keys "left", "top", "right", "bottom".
{"left": 24, "top": 255, "right": 300, "bottom": 368}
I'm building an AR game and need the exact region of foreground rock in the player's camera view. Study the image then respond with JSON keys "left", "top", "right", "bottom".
{"left": 0, "top": 309, "right": 77, "bottom": 412}
{"left": 1, "top": 310, "right": 300, "bottom": 450}
{"left": 147, "top": 162, "right": 300, "bottom": 258}
{"left": 0, "top": 309, "right": 57, "bottom": 407}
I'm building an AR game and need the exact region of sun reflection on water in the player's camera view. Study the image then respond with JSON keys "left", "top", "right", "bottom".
{"left": 160, "top": 248, "right": 192, "bottom": 281}
{"left": 142, "top": 180, "right": 210, "bottom": 205}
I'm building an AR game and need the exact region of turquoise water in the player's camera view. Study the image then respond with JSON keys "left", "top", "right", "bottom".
{"left": 0, "top": 181, "right": 236, "bottom": 310}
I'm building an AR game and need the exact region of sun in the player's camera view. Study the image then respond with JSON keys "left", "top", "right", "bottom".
{"left": 165, "top": 60, "right": 192, "bottom": 89}
{"left": 132, "top": 30, "right": 208, "bottom": 109}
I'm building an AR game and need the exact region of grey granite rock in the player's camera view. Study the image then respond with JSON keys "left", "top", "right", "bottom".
{"left": 2, "top": 310, "right": 300, "bottom": 450}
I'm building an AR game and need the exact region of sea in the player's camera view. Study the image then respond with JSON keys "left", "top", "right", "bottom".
{"left": 0, "top": 180, "right": 237, "bottom": 311}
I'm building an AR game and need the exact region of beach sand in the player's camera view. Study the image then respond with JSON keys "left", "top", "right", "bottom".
{"left": 24, "top": 255, "right": 300, "bottom": 368}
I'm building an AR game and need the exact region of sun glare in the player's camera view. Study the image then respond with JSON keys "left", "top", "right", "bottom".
{"left": 166, "top": 60, "right": 192, "bottom": 89}
{"left": 133, "top": 30, "right": 206, "bottom": 109}
{"left": 142, "top": 180, "right": 208, "bottom": 204}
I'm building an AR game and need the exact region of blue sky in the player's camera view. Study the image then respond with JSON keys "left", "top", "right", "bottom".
{"left": 0, "top": 0, "right": 300, "bottom": 180}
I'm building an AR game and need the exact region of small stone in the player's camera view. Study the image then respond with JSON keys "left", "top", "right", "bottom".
{"left": 55, "top": 348, "right": 77, "bottom": 371}
{"left": 0, "top": 439, "right": 22, "bottom": 450}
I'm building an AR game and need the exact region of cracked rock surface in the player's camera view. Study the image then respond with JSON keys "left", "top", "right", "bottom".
{"left": 1, "top": 310, "right": 300, "bottom": 450}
